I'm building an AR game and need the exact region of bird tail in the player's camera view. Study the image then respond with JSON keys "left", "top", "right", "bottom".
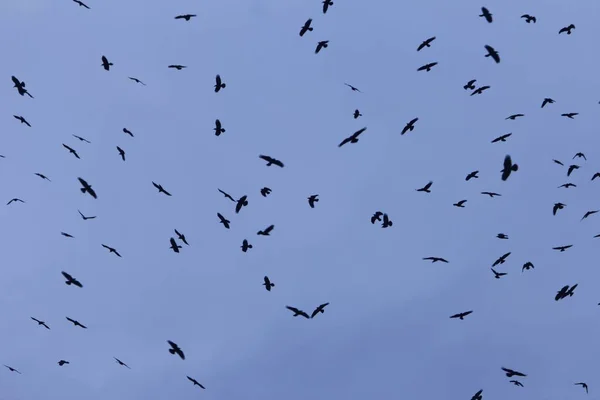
{"left": 169, "top": 349, "right": 176, "bottom": 354}
{"left": 271, "top": 283, "right": 275, "bottom": 287}
{"left": 222, "top": 83, "right": 226, "bottom": 88}
{"left": 80, "top": 188, "right": 87, "bottom": 194}
{"left": 248, "top": 244, "right": 253, "bottom": 248}
{"left": 388, "top": 221, "right": 393, "bottom": 226}
{"left": 512, "top": 164, "right": 519, "bottom": 171}
{"left": 308, "top": 27, "right": 313, "bottom": 31}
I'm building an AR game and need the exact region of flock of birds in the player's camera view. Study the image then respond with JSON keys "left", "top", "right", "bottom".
{"left": 3, "top": 0, "right": 600, "bottom": 398}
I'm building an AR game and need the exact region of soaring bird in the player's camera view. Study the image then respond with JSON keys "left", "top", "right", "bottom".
{"left": 4, "top": 365, "right": 21, "bottom": 374}
{"left": 581, "top": 210, "right": 599, "bottom": 221}
{"left": 168, "top": 65, "right": 187, "bottom": 70}
{"left": 510, "top": 380, "right": 524, "bottom": 387}
{"left": 114, "top": 358, "right": 131, "bottom": 369}
{"left": 263, "top": 276, "right": 274, "bottom": 291}
{"left": 449, "top": 310, "right": 473, "bottom": 320}
{"left": 299, "top": 19, "right": 313, "bottom": 37}
{"left": 101, "top": 244, "right": 122, "bottom": 257}
{"left": 241, "top": 239, "right": 253, "bottom": 253}
{"left": 169, "top": 237, "right": 182, "bottom": 253}
{"left": 73, "top": 0, "right": 90, "bottom": 8}
{"left": 214, "top": 74, "right": 226, "bottom": 92}
{"left": 315, "top": 40, "right": 329, "bottom": 54}
{"left": 484, "top": 45, "right": 500, "bottom": 63}
{"left": 13, "top": 115, "right": 31, "bottom": 127}
{"left": 175, "top": 14, "right": 196, "bottom": 21}
{"left": 492, "top": 133, "right": 512, "bottom": 143}
{"left": 479, "top": 7, "right": 493, "bottom": 23}
{"left": 501, "top": 367, "right": 527, "bottom": 378}
{"left": 491, "top": 268, "right": 506, "bottom": 279}
{"left": 123, "top": 128, "right": 134, "bottom": 137}
{"left": 311, "top": 303, "right": 329, "bottom": 318}
{"left": 257, "top": 225, "right": 275, "bottom": 236}
{"left": 423, "top": 257, "right": 448, "bottom": 263}
{"left": 492, "top": 252, "right": 511, "bottom": 267}
{"left": 506, "top": 114, "right": 525, "bottom": 120}
{"left": 553, "top": 203, "right": 566, "bottom": 215}
{"left": 463, "top": 79, "right": 476, "bottom": 90}
{"left": 7, "top": 198, "right": 25, "bottom": 205}
{"left": 217, "top": 213, "right": 230, "bottom": 229}
{"left": 339, "top": 127, "right": 367, "bottom": 147}
{"left": 401, "top": 118, "right": 419, "bottom": 135}
{"left": 78, "top": 210, "right": 96, "bottom": 220}
{"left": 66, "top": 317, "right": 87, "bottom": 329}
{"left": 174, "top": 229, "right": 189, "bottom": 245}
{"left": 417, "top": 62, "right": 438, "bottom": 72}
{"left": 416, "top": 181, "right": 433, "bottom": 193}
{"left": 235, "top": 195, "right": 248, "bottom": 213}
{"left": 11, "top": 76, "right": 34, "bottom": 97}
{"left": 214, "top": 119, "right": 225, "bottom": 136}
{"left": 167, "top": 340, "right": 185, "bottom": 360}
{"left": 521, "top": 14, "right": 536, "bottom": 23}
{"left": 286, "top": 306, "right": 310, "bottom": 318}
{"left": 553, "top": 245, "right": 573, "bottom": 252}
{"left": 344, "top": 83, "right": 362, "bottom": 92}
{"left": 128, "top": 77, "right": 146, "bottom": 85}
{"left": 575, "top": 382, "right": 589, "bottom": 394}
{"left": 259, "top": 155, "right": 284, "bottom": 167}
{"left": 322, "top": 0, "right": 333, "bottom": 14}
{"left": 562, "top": 112, "right": 578, "bottom": 119}
{"left": 466, "top": 171, "right": 479, "bottom": 181}
{"left": 116, "top": 146, "right": 125, "bottom": 161}
{"left": 471, "top": 86, "right": 490, "bottom": 95}
{"left": 101, "top": 55, "right": 113, "bottom": 71}
{"left": 187, "top": 376, "right": 205, "bottom": 389}
{"left": 63, "top": 144, "right": 80, "bottom": 159}
{"left": 72, "top": 134, "right": 91, "bottom": 143}
{"left": 481, "top": 191, "right": 501, "bottom": 198}
{"left": 218, "top": 189, "right": 236, "bottom": 202}
{"left": 30, "top": 317, "right": 50, "bottom": 330}
{"left": 308, "top": 195, "right": 319, "bottom": 208}
{"left": 61, "top": 271, "right": 83, "bottom": 288}
{"left": 453, "top": 200, "right": 467, "bottom": 208}
{"left": 152, "top": 182, "right": 172, "bottom": 196}
{"left": 541, "top": 98, "right": 555, "bottom": 108}
{"left": 417, "top": 36, "right": 436, "bottom": 51}
{"left": 34, "top": 173, "right": 51, "bottom": 181}
{"left": 78, "top": 177, "right": 97, "bottom": 199}
{"left": 501, "top": 154, "right": 518, "bottom": 181}
{"left": 559, "top": 24, "right": 575, "bottom": 34}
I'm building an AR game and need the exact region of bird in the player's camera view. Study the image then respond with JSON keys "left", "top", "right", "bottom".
{"left": 152, "top": 182, "right": 172, "bottom": 196}
{"left": 257, "top": 225, "right": 275, "bottom": 236}
{"left": 11, "top": 76, "right": 34, "bottom": 97}
{"left": 128, "top": 77, "right": 146, "bottom": 85}
{"left": 479, "top": 7, "right": 493, "bottom": 23}
{"left": 34, "top": 173, "right": 51, "bottom": 181}
{"left": 259, "top": 155, "right": 284, "bottom": 167}
{"left": 541, "top": 98, "right": 555, "bottom": 108}
{"left": 72, "top": 0, "right": 90, "bottom": 8}
{"left": 61, "top": 271, "right": 83, "bottom": 288}
{"left": 116, "top": 146, "right": 125, "bottom": 161}
{"left": 492, "top": 252, "right": 511, "bottom": 267}
{"left": 4, "top": 365, "right": 21, "bottom": 374}
{"left": 522, "top": 262, "right": 534, "bottom": 272}
{"left": 63, "top": 144, "right": 81, "bottom": 159}
{"left": 167, "top": 340, "right": 185, "bottom": 360}
{"left": 7, "top": 198, "right": 25, "bottom": 205}
{"left": 260, "top": 187, "right": 271, "bottom": 197}
{"left": 214, "top": 119, "right": 226, "bottom": 136}
{"left": 463, "top": 79, "right": 476, "bottom": 90}
{"left": 553, "top": 159, "right": 564, "bottom": 166}
{"left": 416, "top": 181, "right": 433, "bottom": 193}
{"left": 187, "top": 376, "right": 205, "bottom": 389}
{"left": 553, "top": 245, "right": 573, "bottom": 252}
{"left": 423, "top": 257, "right": 448, "bottom": 263}
{"left": 470, "top": 85, "right": 490, "bottom": 96}
{"left": 78, "top": 210, "right": 96, "bottom": 220}
{"left": 322, "top": 0, "right": 333, "bottom": 14}
{"left": 263, "top": 276, "right": 274, "bottom": 291}
{"left": 217, "top": 213, "right": 230, "bottom": 229}
{"left": 308, "top": 195, "right": 319, "bottom": 208}
{"left": 174, "top": 229, "right": 189, "bottom": 245}
{"left": 501, "top": 154, "right": 519, "bottom": 181}
{"left": 501, "top": 367, "right": 527, "bottom": 378}
{"left": 30, "top": 317, "right": 50, "bottom": 330}
{"left": 510, "top": 380, "right": 524, "bottom": 387}
{"left": 465, "top": 171, "right": 479, "bottom": 181}
{"left": 58, "top": 360, "right": 70, "bottom": 366}
{"left": 592, "top": 173, "right": 600, "bottom": 181}
{"left": 371, "top": 212, "right": 383, "bottom": 224}
{"left": 13, "top": 115, "right": 31, "bottom": 127}
{"left": 449, "top": 311, "right": 473, "bottom": 320}
{"left": 123, "top": 128, "right": 134, "bottom": 137}
{"left": 286, "top": 306, "right": 310, "bottom": 318}
{"left": 168, "top": 65, "right": 187, "bottom": 70}
{"left": 78, "top": 177, "right": 97, "bottom": 199}
{"left": 218, "top": 189, "right": 236, "bottom": 202}
{"left": 381, "top": 213, "right": 393, "bottom": 228}
{"left": 492, "top": 133, "right": 512, "bottom": 143}
{"left": 72, "top": 134, "right": 91, "bottom": 143}
{"left": 214, "top": 74, "right": 226, "bottom": 92}
{"left": 61, "top": 232, "right": 74, "bottom": 238}
{"left": 66, "top": 317, "right": 87, "bottom": 329}
{"left": 497, "top": 233, "right": 508, "bottom": 239}
{"left": 169, "top": 237, "right": 182, "bottom": 253}
{"left": 401, "top": 118, "right": 419, "bottom": 135}
{"left": 553, "top": 203, "right": 566, "bottom": 215}
{"left": 299, "top": 19, "right": 313, "bottom": 37}
{"left": 521, "top": 14, "right": 536, "bottom": 23}
{"left": 559, "top": 24, "right": 575, "bottom": 34}
{"left": 453, "top": 200, "right": 467, "bottom": 208}
{"left": 567, "top": 164, "right": 580, "bottom": 176}
{"left": 484, "top": 45, "right": 500, "bottom": 63}
{"left": 491, "top": 268, "right": 507, "bottom": 279}
{"left": 101, "top": 55, "right": 113, "bottom": 71}
{"left": 101, "top": 244, "right": 122, "bottom": 257}
{"left": 235, "top": 195, "right": 249, "bottom": 214}
{"left": 353, "top": 109, "right": 362, "bottom": 119}
{"left": 114, "top": 357, "right": 131, "bottom": 369}
{"left": 581, "top": 210, "right": 599, "bottom": 221}
{"left": 241, "top": 239, "right": 253, "bottom": 253}
{"left": 344, "top": 83, "right": 362, "bottom": 92}
{"left": 506, "top": 114, "right": 525, "bottom": 120}
{"left": 573, "top": 152, "right": 586, "bottom": 160}
{"left": 339, "top": 127, "right": 367, "bottom": 147}
{"left": 175, "top": 14, "right": 196, "bottom": 21}
{"left": 575, "top": 382, "right": 589, "bottom": 394}
{"left": 311, "top": 303, "right": 329, "bottom": 318}
{"left": 417, "top": 36, "right": 436, "bottom": 51}
{"left": 481, "top": 191, "right": 501, "bottom": 198}
{"left": 561, "top": 112, "right": 578, "bottom": 119}
{"left": 417, "top": 62, "right": 438, "bottom": 72}
{"left": 558, "top": 182, "right": 577, "bottom": 188}
{"left": 471, "top": 389, "right": 483, "bottom": 400}
{"left": 315, "top": 40, "right": 329, "bottom": 54}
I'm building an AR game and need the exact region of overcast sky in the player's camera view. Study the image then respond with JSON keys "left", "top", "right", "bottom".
{"left": 1, "top": 0, "right": 600, "bottom": 399}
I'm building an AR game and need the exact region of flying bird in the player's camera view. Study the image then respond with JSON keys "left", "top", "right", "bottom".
{"left": 371, "top": 212, "right": 383, "bottom": 224}
{"left": 167, "top": 340, "right": 185, "bottom": 360}
{"left": 558, "top": 182, "right": 576, "bottom": 188}
{"left": 541, "top": 98, "right": 555, "bottom": 108}
{"left": 481, "top": 191, "right": 501, "bottom": 197}
{"left": 553, "top": 245, "right": 573, "bottom": 252}
{"left": 30, "top": 317, "right": 50, "bottom": 330}
{"left": 471, "top": 389, "right": 483, "bottom": 400}
{"left": 553, "top": 159, "right": 564, "bottom": 166}
{"left": 101, "top": 56, "right": 113, "bottom": 71}
{"left": 214, "top": 74, "right": 226, "bottom": 92}
{"left": 470, "top": 85, "right": 490, "bottom": 96}
{"left": 322, "top": 0, "right": 333, "bottom": 14}
{"left": 175, "top": 14, "right": 196, "bottom": 21}
{"left": 449, "top": 311, "right": 473, "bottom": 320}
{"left": 123, "top": 128, "right": 134, "bottom": 137}
{"left": 417, "top": 36, "right": 436, "bottom": 51}
{"left": 453, "top": 200, "right": 467, "bottom": 208}
{"left": 506, "top": 114, "right": 524, "bottom": 120}
{"left": 174, "top": 229, "right": 189, "bottom": 245}
{"left": 78, "top": 210, "right": 96, "bottom": 220}
{"left": 187, "top": 376, "right": 205, "bottom": 389}
{"left": 263, "top": 276, "right": 274, "bottom": 291}
{"left": 315, "top": 40, "right": 329, "bottom": 54}
{"left": 72, "top": 134, "right": 91, "bottom": 143}
{"left": 114, "top": 358, "right": 131, "bottom": 369}
{"left": 308, "top": 195, "right": 319, "bottom": 208}
{"left": 73, "top": 0, "right": 90, "bottom": 8}
{"left": 492, "top": 133, "right": 512, "bottom": 143}
{"left": 466, "top": 171, "right": 479, "bottom": 181}
{"left": 484, "top": 45, "right": 500, "bottom": 63}
{"left": 260, "top": 187, "right": 271, "bottom": 197}
{"left": 573, "top": 152, "right": 586, "bottom": 160}
{"left": 501, "top": 367, "right": 527, "bottom": 378}
{"left": 286, "top": 306, "right": 310, "bottom": 318}
{"left": 116, "top": 146, "right": 125, "bottom": 161}
{"left": 344, "top": 83, "right": 362, "bottom": 92}
{"left": 257, "top": 225, "right": 275, "bottom": 236}
{"left": 58, "top": 360, "right": 70, "bottom": 366}
{"left": 217, "top": 213, "right": 230, "bottom": 229}
{"left": 353, "top": 109, "right": 362, "bottom": 119}
{"left": 235, "top": 195, "right": 248, "bottom": 214}
{"left": 492, "top": 252, "right": 511, "bottom": 267}
{"left": 497, "top": 233, "right": 508, "bottom": 239}
{"left": 259, "top": 155, "right": 284, "bottom": 167}
{"left": 417, "top": 62, "right": 438, "bottom": 72}
{"left": 152, "top": 182, "right": 172, "bottom": 196}
{"left": 382, "top": 213, "right": 393, "bottom": 228}
{"left": 168, "top": 65, "right": 187, "bottom": 70}
{"left": 101, "top": 245, "right": 122, "bottom": 258}
{"left": 567, "top": 164, "right": 580, "bottom": 176}
{"left": 521, "top": 14, "right": 536, "bottom": 23}
{"left": 522, "top": 262, "right": 534, "bottom": 272}
{"left": 78, "top": 177, "right": 97, "bottom": 199}
{"left": 66, "top": 317, "right": 87, "bottom": 329}
{"left": 311, "top": 303, "right": 329, "bottom": 318}
{"left": 11, "top": 76, "right": 34, "bottom": 97}
{"left": 401, "top": 118, "right": 419, "bottom": 135}
{"left": 241, "top": 239, "right": 253, "bottom": 252}
{"left": 559, "top": 24, "right": 575, "bottom": 34}
{"left": 61, "top": 271, "right": 83, "bottom": 288}
{"left": 510, "top": 380, "right": 524, "bottom": 387}
{"left": 63, "top": 144, "right": 80, "bottom": 159}
{"left": 416, "top": 181, "right": 433, "bottom": 193}
{"left": 218, "top": 189, "right": 236, "bottom": 202}
{"left": 299, "top": 19, "right": 313, "bottom": 37}
{"left": 592, "top": 173, "right": 600, "bottom": 181}
{"left": 214, "top": 119, "right": 225, "bottom": 136}
{"left": 463, "top": 79, "right": 477, "bottom": 90}
{"left": 169, "top": 237, "right": 182, "bottom": 253}
{"left": 338, "top": 127, "right": 367, "bottom": 147}
{"left": 491, "top": 268, "right": 506, "bottom": 279}
{"left": 561, "top": 112, "right": 578, "bottom": 119}
{"left": 61, "top": 232, "right": 74, "bottom": 238}
{"left": 553, "top": 203, "right": 566, "bottom": 215}
{"left": 4, "top": 365, "right": 21, "bottom": 374}
{"left": 7, "top": 198, "right": 25, "bottom": 205}
{"left": 128, "top": 77, "right": 146, "bottom": 85}
{"left": 423, "top": 257, "right": 448, "bottom": 263}
{"left": 501, "top": 155, "right": 518, "bottom": 181}
{"left": 575, "top": 382, "right": 589, "bottom": 394}
{"left": 13, "top": 115, "right": 31, "bottom": 127}
{"left": 479, "top": 7, "right": 493, "bottom": 23}
{"left": 581, "top": 210, "right": 599, "bottom": 221}
{"left": 34, "top": 173, "right": 51, "bottom": 181}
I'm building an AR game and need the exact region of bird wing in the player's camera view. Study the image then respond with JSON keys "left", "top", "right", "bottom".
{"left": 62, "top": 271, "right": 73, "bottom": 280}
{"left": 215, "top": 74, "right": 222, "bottom": 85}
{"left": 265, "top": 225, "right": 274, "bottom": 233}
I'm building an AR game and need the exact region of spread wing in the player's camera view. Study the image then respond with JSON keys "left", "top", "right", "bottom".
{"left": 61, "top": 271, "right": 73, "bottom": 281}
{"left": 215, "top": 74, "right": 222, "bottom": 85}
{"left": 338, "top": 136, "right": 352, "bottom": 147}
{"left": 264, "top": 225, "right": 274, "bottom": 234}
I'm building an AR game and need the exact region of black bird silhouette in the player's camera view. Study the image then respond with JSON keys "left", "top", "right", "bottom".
{"left": 423, "top": 257, "right": 448, "bottom": 263}
{"left": 72, "top": 134, "right": 91, "bottom": 143}
{"left": 61, "top": 271, "right": 83, "bottom": 288}
{"left": 382, "top": 213, "right": 393, "bottom": 228}
{"left": 169, "top": 237, "right": 182, "bottom": 253}
{"left": 567, "top": 164, "right": 580, "bottom": 176}
{"left": 66, "top": 317, "right": 87, "bottom": 329}
{"left": 322, "top": 0, "right": 333, "bottom": 14}
{"left": 174, "top": 229, "right": 188, "bottom": 245}
{"left": 575, "top": 382, "right": 589, "bottom": 394}
{"left": 217, "top": 213, "right": 230, "bottom": 229}
{"left": 479, "top": 7, "right": 493, "bottom": 23}
{"left": 214, "top": 119, "right": 225, "bottom": 136}
{"left": 453, "top": 200, "right": 467, "bottom": 208}
{"left": 541, "top": 98, "right": 555, "bottom": 108}
{"left": 61, "top": 232, "right": 74, "bottom": 238}
{"left": 558, "top": 183, "right": 576, "bottom": 188}
{"left": 11, "top": 76, "right": 34, "bottom": 97}
{"left": 311, "top": 303, "right": 329, "bottom": 318}
{"left": 401, "top": 118, "right": 419, "bottom": 135}
{"left": 259, "top": 155, "right": 284, "bottom": 167}
{"left": 308, "top": 195, "right": 319, "bottom": 208}
{"left": 260, "top": 187, "right": 272, "bottom": 197}
{"left": 573, "top": 152, "right": 586, "bottom": 160}
{"left": 286, "top": 306, "right": 310, "bottom": 318}
{"left": 592, "top": 172, "right": 600, "bottom": 181}
{"left": 581, "top": 210, "right": 599, "bottom": 221}
{"left": 559, "top": 24, "right": 575, "bottom": 34}
{"left": 167, "top": 340, "right": 185, "bottom": 360}
{"left": 521, "top": 14, "right": 536, "bottom": 23}
{"left": 553, "top": 245, "right": 573, "bottom": 252}
{"left": 471, "top": 85, "right": 490, "bottom": 95}
{"left": 101, "top": 55, "right": 113, "bottom": 71}
{"left": 299, "top": 19, "right": 313, "bottom": 37}
{"left": 241, "top": 239, "right": 253, "bottom": 253}
{"left": 114, "top": 357, "right": 131, "bottom": 369}
{"left": 371, "top": 212, "right": 383, "bottom": 224}
{"left": 501, "top": 367, "right": 526, "bottom": 378}
{"left": 175, "top": 14, "right": 196, "bottom": 21}
{"left": 116, "top": 146, "right": 125, "bottom": 161}
{"left": 481, "top": 191, "right": 501, "bottom": 197}
{"left": 58, "top": 360, "right": 70, "bottom": 366}
{"left": 63, "top": 144, "right": 80, "bottom": 159}
{"left": 123, "top": 128, "right": 134, "bottom": 137}
{"left": 128, "top": 77, "right": 146, "bottom": 85}
{"left": 31, "top": 317, "right": 50, "bottom": 330}
{"left": 497, "top": 233, "right": 508, "bottom": 239}
{"left": 168, "top": 65, "right": 187, "bottom": 70}
{"left": 463, "top": 79, "right": 477, "bottom": 90}
{"left": 257, "top": 225, "right": 275, "bottom": 236}
{"left": 484, "top": 45, "right": 500, "bottom": 63}
{"left": 417, "top": 36, "right": 436, "bottom": 51}
{"left": 492, "top": 133, "right": 512, "bottom": 143}
{"left": 492, "top": 252, "right": 511, "bottom": 267}
{"left": 78, "top": 210, "right": 96, "bottom": 220}
{"left": 187, "top": 376, "right": 205, "bottom": 389}
{"left": 562, "top": 112, "right": 578, "bottom": 119}
{"left": 450, "top": 310, "right": 473, "bottom": 320}
{"left": 152, "top": 182, "right": 171, "bottom": 196}
{"left": 416, "top": 181, "right": 433, "bottom": 193}
{"left": 218, "top": 189, "right": 236, "bottom": 202}
{"left": 417, "top": 62, "right": 438, "bottom": 72}
{"left": 553, "top": 203, "right": 566, "bottom": 215}
{"left": 34, "top": 173, "right": 51, "bottom": 181}
{"left": 491, "top": 268, "right": 506, "bottom": 279}
{"left": 556, "top": 284, "right": 577, "bottom": 300}
{"left": 344, "top": 83, "right": 362, "bottom": 92}
{"left": 522, "top": 262, "right": 534, "bottom": 272}
{"left": 553, "top": 159, "right": 564, "bottom": 166}
{"left": 102, "top": 244, "right": 122, "bottom": 257}
{"left": 235, "top": 195, "right": 248, "bottom": 214}
{"left": 78, "top": 177, "right": 97, "bottom": 199}
{"left": 353, "top": 109, "right": 362, "bottom": 119}
{"left": 13, "top": 115, "right": 31, "bottom": 127}
{"left": 471, "top": 389, "right": 483, "bottom": 400}
{"left": 263, "top": 276, "right": 274, "bottom": 291}
{"left": 338, "top": 127, "right": 367, "bottom": 147}
{"left": 466, "top": 170, "right": 479, "bottom": 181}
{"left": 510, "top": 380, "right": 524, "bottom": 387}
{"left": 506, "top": 114, "right": 525, "bottom": 120}
{"left": 315, "top": 40, "right": 329, "bottom": 54}
{"left": 73, "top": 0, "right": 90, "bottom": 8}
{"left": 214, "top": 74, "right": 226, "bottom": 92}
{"left": 4, "top": 365, "right": 21, "bottom": 374}
{"left": 501, "top": 155, "right": 518, "bottom": 181}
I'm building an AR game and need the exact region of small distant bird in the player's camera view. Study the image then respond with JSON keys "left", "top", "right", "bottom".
{"left": 381, "top": 213, "right": 393, "bottom": 228}
{"left": 497, "top": 233, "right": 508, "bottom": 239}
{"left": 453, "top": 200, "right": 467, "bottom": 208}
{"left": 592, "top": 173, "right": 600, "bottom": 181}
{"left": 501, "top": 367, "right": 527, "bottom": 378}
{"left": 286, "top": 306, "right": 310, "bottom": 318}
{"left": 311, "top": 303, "right": 329, "bottom": 318}
{"left": 174, "top": 229, "right": 189, "bottom": 245}
{"left": 522, "top": 262, "right": 534, "bottom": 272}
{"left": 417, "top": 62, "right": 438, "bottom": 72}
{"left": 257, "top": 225, "right": 275, "bottom": 236}
{"left": 315, "top": 40, "right": 329, "bottom": 54}
{"left": 214, "top": 119, "right": 225, "bottom": 136}
{"left": 13, "top": 115, "right": 31, "bottom": 127}
{"left": 449, "top": 310, "right": 473, "bottom": 320}
{"left": 101, "top": 244, "right": 122, "bottom": 258}
{"left": 261, "top": 187, "right": 271, "bottom": 197}
{"left": 417, "top": 36, "right": 436, "bottom": 51}
{"left": 492, "top": 252, "right": 511, "bottom": 267}
{"left": 175, "top": 14, "right": 196, "bottom": 21}
{"left": 78, "top": 177, "right": 97, "bottom": 199}
{"left": 123, "top": 128, "right": 134, "bottom": 137}
{"left": 308, "top": 195, "right": 319, "bottom": 208}
{"left": 299, "top": 19, "right": 313, "bottom": 37}
{"left": 116, "top": 146, "right": 125, "bottom": 161}
{"left": 573, "top": 152, "right": 586, "bottom": 160}
{"left": 463, "top": 79, "right": 477, "bottom": 90}
{"left": 152, "top": 182, "right": 172, "bottom": 196}
{"left": 61, "top": 232, "right": 74, "bottom": 238}
{"left": 581, "top": 210, "right": 599, "bottom": 221}
{"left": 241, "top": 239, "right": 253, "bottom": 252}
{"left": 58, "top": 360, "right": 70, "bottom": 366}
{"left": 556, "top": 284, "right": 577, "bottom": 301}
{"left": 11, "top": 76, "right": 34, "bottom": 97}
{"left": 484, "top": 45, "right": 500, "bottom": 63}
{"left": 235, "top": 195, "right": 248, "bottom": 214}
{"left": 72, "top": 0, "right": 90, "bottom": 8}
{"left": 322, "top": 0, "right": 333, "bottom": 14}
{"left": 561, "top": 112, "right": 578, "bottom": 119}
{"left": 567, "top": 164, "right": 580, "bottom": 177}
{"left": 510, "top": 380, "right": 524, "bottom": 387}
{"left": 66, "top": 317, "right": 87, "bottom": 329}
{"left": 353, "top": 109, "right": 362, "bottom": 119}
{"left": 553, "top": 159, "right": 564, "bottom": 166}
{"left": 558, "top": 183, "right": 576, "bottom": 188}
{"left": 479, "top": 7, "right": 493, "bottom": 23}
{"left": 167, "top": 340, "right": 185, "bottom": 360}
{"left": 263, "top": 276, "right": 274, "bottom": 291}
{"left": 423, "top": 257, "right": 448, "bottom": 263}
{"left": 128, "top": 77, "right": 146, "bottom": 85}
{"left": 31, "top": 317, "right": 50, "bottom": 330}
{"left": 575, "top": 382, "right": 589, "bottom": 394}
{"left": 168, "top": 65, "right": 187, "bottom": 70}
{"left": 401, "top": 118, "right": 419, "bottom": 135}
{"left": 169, "top": 238, "right": 181, "bottom": 253}
{"left": 481, "top": 191, "right": 501, "bottom": 197}
{"left": 371, "top": 212, "right": 383, "bottom": 224}
{"left": 471, "top": 389, "right": 483, "bottom": 400}
{"left": 214, "top": 74, "right": 226, "bottom": 92}
{"left": 471, "top": 85, "right": 490, "bottom": 95}
{"left": 521, "top": 14, "right": 536, "bottom": 23}
{"left": 339, "top": 127, "right": 367, "bottom": 147}
{"left": 72, "top": 134, "right": 91, "bottom": 143}
{"left": 101, "top": 56, "right": 113, "bottom": 71}
{"left": 501, "top": 154, "right": 518, "bottom": 181}
{"left": 553, "top": 244, "right": 573, "bottom": 252}
{"left": 217, "top": 213, "right": 230, "bottom": 229}
{"left": 187, "top": 376, "right": 205, "bottom": 389}
{"left": 541, "top": 98, "right": 555, "bottom": 108}
{"left": 78, "top": 210, "right": 96, "bottom": 220}
{"left": 259, "top": 155, "right": 285, "bottom": 167}
{"left": 218, "top": 189, "right": 236, "bottom": 202}
{"left": 465, "top": 171, "right": 479, "bottom": 181}
{"left": 4, "top": 365, "right": 21, "bottom": 374}
{"left": 553, "top": 203, "right": 566, "bottom": 215}
{"left": 114, "top": 358, "right": 131, "bottom": 369}
{"left": 34, "top": 173, "right": 51, "bottom": 181}
{"left": 344, "top": 83, "right": 362, "bottom": 92}
{"left": 416, "top": 181, "right": 433, "bottom": 193}
{"left": 63, "top": 144, "right": 80, "bottom": 159}
{"left": 491, "top": 268, "right": 506, "bottom": 279}
{"left": 559, "top": 24, "right": 575, "bottom": 34}
{"left": 506, "top": 114, "right": 524, "bottom": 120}
{"left": 61, "top": 271, "right": 83, "bottom": 288}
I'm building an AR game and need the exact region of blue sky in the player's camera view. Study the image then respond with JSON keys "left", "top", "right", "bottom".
{"left": 2, "top": 0, "right": 600, "bottom": 399}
